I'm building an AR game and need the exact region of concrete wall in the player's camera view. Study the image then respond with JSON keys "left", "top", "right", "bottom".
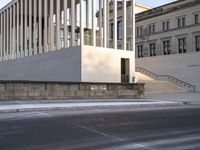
{"left": 0, "top": 81, "right": 145, "bottom": 100}
{"left": 81, "top": 46, "right": 135, "bottom": 83}
{"left": 136, "top": 52, "right": 200, "bottom": 91}
{"left": 0, "top": 47, "right": 81, "bottom": 82}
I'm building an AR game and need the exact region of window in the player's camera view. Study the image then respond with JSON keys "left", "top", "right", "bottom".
{"left": 162, "top": 21, "right": 170, "bottom": 31}
{"left": 117, "top": 21, "right": 123, "bottom": 40}
{"left": 148, "top": 24, "right": 155, "bottom": 34}
{"left": 195, "top": 14, "right": 199, "bottom": 24}
{"left": 196, "top": 36, "right": 200, "bottom": 52}
{"left": 149, "top": 43, "right": 156, "bottom": 56}
{"left": 178, "top": 17, "right": 186, "bottom": 28}
{"left": 178, "top": 38, "right": 186, "bottom": 53}
{"left": 163, "top": 41, "right": 171, "bottom": 55}
{"left": 136, "top": 27, "right": 143, "bottom": 37}
{"left": 137, "top": 45, "right": 143, "bottom": 58}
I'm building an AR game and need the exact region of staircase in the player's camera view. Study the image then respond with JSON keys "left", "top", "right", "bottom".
{"left": 136, "top": 67, "right": 196, "bottom": 93}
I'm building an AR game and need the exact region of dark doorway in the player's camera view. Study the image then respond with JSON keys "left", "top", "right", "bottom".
{"left": 121, "top": 58, "right": 130, "bottom": 83}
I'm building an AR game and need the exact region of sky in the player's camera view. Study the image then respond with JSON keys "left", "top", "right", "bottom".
{"left": 0, "top": 0, "right": 177, "bottom": 9}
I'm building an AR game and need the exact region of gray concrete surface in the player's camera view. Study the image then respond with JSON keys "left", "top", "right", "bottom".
{"left": 0, "top": 106, "right": 200, "bottom": 150}
{"left": 0, "top": 47, "right": 81, "bottom": 82}
{"left": 136, "top": 52, "right": 200, "bottom": 91}
{"left": 146, "top": 92, "right": 200, "bottom": 105}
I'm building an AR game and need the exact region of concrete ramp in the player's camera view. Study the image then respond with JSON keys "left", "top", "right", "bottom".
{"left": 136, "top": 72, "right": 187, "bottom": 94}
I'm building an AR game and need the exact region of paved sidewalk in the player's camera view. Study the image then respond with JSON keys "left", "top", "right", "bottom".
{"left": 146, "top": 92, "right": 200, "bottom": 105}
{"left": 0, "top": 99, "right": 181, "bottom": 113}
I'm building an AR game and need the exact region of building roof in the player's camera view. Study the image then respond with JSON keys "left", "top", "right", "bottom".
{"left": 136, "top": 0, "right": 200, "bottom": 22}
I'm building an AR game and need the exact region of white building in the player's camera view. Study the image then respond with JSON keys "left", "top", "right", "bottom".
{"left": 0, "top": 0, "right": 135, "bottom": 83}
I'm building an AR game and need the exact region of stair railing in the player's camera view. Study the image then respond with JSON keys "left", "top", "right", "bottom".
{"left": 136, "top": 67, "right": 196, "bottom": 92}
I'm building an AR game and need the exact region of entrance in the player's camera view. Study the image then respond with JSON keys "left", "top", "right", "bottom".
{"left": 121, "top": 58, "right": 130, "bottom": 83}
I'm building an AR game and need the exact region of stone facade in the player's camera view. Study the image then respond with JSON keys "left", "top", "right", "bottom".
{"left": 0, "top": 81, "right": 145, "bottom": 100}
{"left": 136, "top": 0, "right": 200, "bottom": 58}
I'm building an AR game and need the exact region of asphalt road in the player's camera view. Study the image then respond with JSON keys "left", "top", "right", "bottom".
{"left": 0, "top": 106, "right": 200, "bottom": 150}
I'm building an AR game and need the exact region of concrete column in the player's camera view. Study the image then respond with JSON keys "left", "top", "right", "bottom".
{"left": 3, "top": 12, "right": 6, "bottom": 60}
{"left": 64, "top": 0, "right": 68, "bottom": 48}
{"left": 103, "top": 0, "right": 107, "bottom": 48}
{"left": 20, "top": 0, "right": 24, "bottom": 57}
{"left": 50, "top": 0, "right": 54, "bottom": 51}
{"left": 0, "top": 13, "right": 3, "bottom": 61}
{"left": 132, "top": 0, "right": 135, "bottom": 52}
{"left": 56, "top": 0, "right": 60, "bottom": 50}
{"left": 106, "top": 0, "right": 109, "bottom": 47}
{"left": 38, "top": 0, "right": 42, "bottom": 53}
{"left": 6, "top": 9, "right": 9, "bottom": 60}
{"left": 24, "top": 0, "right": 28, "bottom": 56}
{"left": 13, "top": 4, "right": 16, "bottom": 58}
{"left": 99, "top": 0, "right": 103, "bottom": 47}
{"left": 44, "top": 0, "right": 48, "bottom": 52}
{"left": 86, "top": 0, "right": 90, "bottom": 28}
{"left": 33, "top": 0, "right": 37, "bottom": 55}
{"left": 29, "top": 0, "right": 32, "bottom": 56}
{"left": 71, "top": 0, "right": 76, "bottom": 46}
{"left": 123, "top": 0, "right": 126, "bottom": 50}
{"left": 10, "top": 6, "right": 13, "bottom": 59}
{"left": 80, "top": 0, "right": 84, "bottom": 46}
{"left": 113, "top": 0, "right": 117, "bottom": 49}
{"left": 92, "top": 0, "right": 96, "bottom": 46}
{"left": 0, "top": 13, "right": 3, "bottom": 62}
{"left": 16, "top": 1, "right": 19, "bottom": 58}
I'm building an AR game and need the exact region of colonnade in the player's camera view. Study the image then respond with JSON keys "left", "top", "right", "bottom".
{"left": 0, "top": 0, "right": 135, "bottom": 62}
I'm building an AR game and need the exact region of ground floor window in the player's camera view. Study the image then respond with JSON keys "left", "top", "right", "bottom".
{"left": 137, "top": 45, "right": 143, "bottom": 58}
{"left": 149, "top": 43, "right": 156, "bottom": 56}
{"left": 178, "top": 38, "right": 186, "bottom": 53}
{"left": 196, "top": 36, "right": 200, "bottom": 52}
{"left": 163, "top": 40, "right": 171, "bottom": 55}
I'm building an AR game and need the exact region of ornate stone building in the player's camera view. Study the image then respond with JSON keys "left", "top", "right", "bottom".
{"left": 135, "top": 0, "right": 200, "bottom": 58}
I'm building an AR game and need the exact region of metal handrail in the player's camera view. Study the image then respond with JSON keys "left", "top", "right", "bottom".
{"left": 136, "top": 67, "right": 196, "bottom": 92}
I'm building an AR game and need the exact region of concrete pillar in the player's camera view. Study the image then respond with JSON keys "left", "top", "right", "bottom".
{"left": 106, "top": 0, "right": 109, "bottom": 47}
{"left": 13, "top": 6, "right": 15, "bottom": 58}
{"left": 132, "top": 0, "right": 135, "bottom": 52}
{"left": 80, "top": 0, "right": 84, "bottom": 46}
{"left": 24, "top": 0, "right": 28, "bottom": 57}
{"left": 92, "top": 0, "right": 96, "bottom": 46}
{"left": 103, "top": 0, "right": 107, "bottom": 48}
{"left": 0, "top": 13, "right": 2, "bottom": 61}
{"left": 3, "top": 12, "right": 6, "bottom": 60}
{"left": 71, "top": 0, "right": 76, "bottom": 46}
{"left": 0, "top": 13, "right": 3, "bottom": 62}
{"left": 20, "top": 0, "right": 24, "bottom": 57}
{"left": 44, "top": 0, "right": 48, "bottom": 52}
{"left": 6, "top": 10, "right": 9, "bottom": 60}
{"left": 10, "top": 6, "right": 13, "bottom": 59}
{"left": 38, "top": 0, "right": 42, "bottom": 53}
{"left": 33, "top": 0, "right": 37, "bottom": 55}
{"left": 50, "top": 0, "right": 54, "bottom": 51}
{"left": 29, "top": 0, "right": 32, "bottom": 56}
{"left": 56, "top": 0, "right": 60, "bottom": 50}
{"left": 16, "top": 1, "right": 19, "bottom": 58}
{"left": 99, "top": 0, "right": 103, "bottom": 47}
{"left": 86, "top": 0, "right": 90, "bottom": 28}
{"left": 64, "top": 0, "right": 68, "bottom": 48}
{"left": 113, "top": 0, "right": 117, "bottom": 49}
{"left": 123, "top": 0, "right": 127, "bottom": 50}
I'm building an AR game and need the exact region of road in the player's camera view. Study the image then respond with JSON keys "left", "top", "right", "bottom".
{"left": 0, "top": 106, "right": 200, "bottom": 150}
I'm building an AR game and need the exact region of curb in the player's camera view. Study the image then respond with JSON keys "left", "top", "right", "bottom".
{"left": 0, "top": 102, "right": 182, "bottom": 113}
